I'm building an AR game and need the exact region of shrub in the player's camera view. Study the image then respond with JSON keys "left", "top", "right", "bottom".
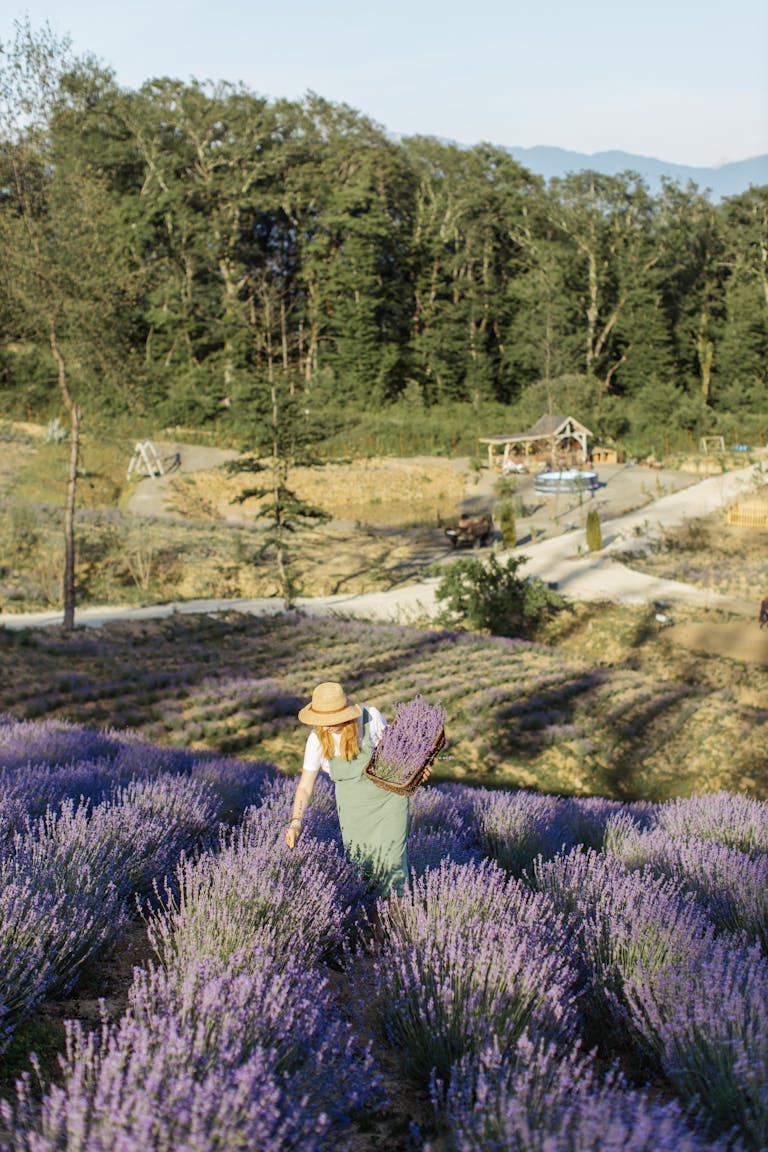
{"left": 628, "top": 938, "right": 768, "bottom": 1149}
{"left": 435, "top": 555, "right": 563, "bottom": 638}
{"left": 530, "top": 847, "right": 717, "bottom": 1044}
{"left": 4, "top": 953, "right": 381, "bottom": 1152}
{"left": 434, "top": 1034, "right": 726, "bottom": 1152}
{"left": 586, "top": 508, "right": 603, "bottom": 551}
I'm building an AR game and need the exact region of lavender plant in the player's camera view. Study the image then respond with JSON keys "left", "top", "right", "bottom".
{"left": 407, "top": 826, "right": 482, "bottom": 878}
{"left": 91, "top": 776, "right": 222, "bottom": 899}
{"left": 148, "top": 814, "right": 365, "bottom": 974}
{"left": 371, "top": 695, "right": 446, "bottom": 784}
{"left": 0, "top": 775, "right": 224, "bottom": 1053}
{"left": 432, "top": 1033, "right": 733, "bottom": 1152}
{"left": 627, "top": 937, "right": 768, "bottom": 1149}
{"left": 365, "top": 859, "right": 580, "bottom": 1084}
{"left": 468, "top": 788, "right": 573, "bottom": 875}
{"left": 0, "top": 856, "right": 127, "bottom": 1051}
{"left": 408, "top": 784, "right": 481, "bottom": 876}
{"left": 2, "top": 952, "right": 382, "bottom": 1151}
{"left": 650, "top": 791, "right": 768, "bottom": 856}
{"left": 606, "top": 818, "right": 768, "bottom": 951}
{"left": 531, "top": 847, "right": 717, "bottom": 1045}
{"left": 190, "top": 755, "right": 278, "bottom": 820}
{"left": 0, "top": 715, "right": 121, "bottom": 770}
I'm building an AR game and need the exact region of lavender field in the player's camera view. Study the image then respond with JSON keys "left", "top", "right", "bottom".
{"left": 0, "top": 713, "right": 766, "bottom": 1151}
{"left": 0, "top": 609, "right": 765, "bottom": 800}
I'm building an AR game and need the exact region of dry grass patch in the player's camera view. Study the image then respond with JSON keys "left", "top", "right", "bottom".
{"left": 620, "top": 513, "right": 768, "bottom": 602}
{"left": 168, "top": 456, "right": 467, "bottom": 526}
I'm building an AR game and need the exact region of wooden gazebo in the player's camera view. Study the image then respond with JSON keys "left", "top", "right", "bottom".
{"left": 479, "top": 414, "right": 593, "bottom": 469}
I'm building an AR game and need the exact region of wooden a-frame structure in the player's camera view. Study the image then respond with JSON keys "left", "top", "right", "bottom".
{"left": 479, "top": 414, "right": 593, "bottom": 469}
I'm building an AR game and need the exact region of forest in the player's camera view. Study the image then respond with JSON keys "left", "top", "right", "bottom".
{"left": 1, "top": 22, "right": 767, "bottom": 456}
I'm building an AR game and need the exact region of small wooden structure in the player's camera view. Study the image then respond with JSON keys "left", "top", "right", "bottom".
{"left": 479, "top": 414, "right": 593, "bottom": 470}
{"left": 591, "top": 446, "right": 619, "bottom": 465}
{"left": 700, "top": 435, "right": 726, "bottom": 454}
{"left": 127, "top": 440, "right": 166, "bottom": 480}
{"left": 727, "top": 494, "right": 768, "bottom": 529}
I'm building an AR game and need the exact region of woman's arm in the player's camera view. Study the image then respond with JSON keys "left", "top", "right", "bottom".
{"left": 285, "top": 767, "right": 319, "bottom": 849}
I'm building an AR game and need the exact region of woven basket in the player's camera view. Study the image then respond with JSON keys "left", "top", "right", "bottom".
{"left": 365, "top": 725, "right": 446, "bottom": 796}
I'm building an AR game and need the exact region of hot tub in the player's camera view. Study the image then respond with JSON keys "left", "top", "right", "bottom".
{"left": 534, "top": 469, "right": 599, "bottom": 494}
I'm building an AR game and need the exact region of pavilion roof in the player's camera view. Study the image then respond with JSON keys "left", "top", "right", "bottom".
{"left": 478, "top": 414, "right": 593, "bottom": 446}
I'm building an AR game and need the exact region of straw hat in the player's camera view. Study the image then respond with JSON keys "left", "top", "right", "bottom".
{"left": 298, "top": 682, "right": 362, "bottom": 726}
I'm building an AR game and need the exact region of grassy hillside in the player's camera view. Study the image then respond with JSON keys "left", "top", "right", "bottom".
{"left": 1, "top": 604, "right": 765, "bottom": 802}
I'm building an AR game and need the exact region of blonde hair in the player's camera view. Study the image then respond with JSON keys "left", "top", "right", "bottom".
{"left": 315, "top": 718, "right": 360, "bottom": 761}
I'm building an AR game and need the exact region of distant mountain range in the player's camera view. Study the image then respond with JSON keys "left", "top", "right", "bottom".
{"left": 500, "top": 146, "right": 768, "bottom": 201}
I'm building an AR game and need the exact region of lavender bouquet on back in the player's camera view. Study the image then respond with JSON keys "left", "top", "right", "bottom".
{"left": 370, "top": 696, "right": 446, "bottom": 787}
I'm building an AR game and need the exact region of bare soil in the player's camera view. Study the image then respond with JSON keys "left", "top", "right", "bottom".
{"left": 668, "top": 620, "right": 768, "bottom": 666}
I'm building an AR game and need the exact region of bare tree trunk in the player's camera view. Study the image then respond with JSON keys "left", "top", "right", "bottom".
{"left": 585, "top": 247, "right": 598, "bottom": 372}
{"left": 49, "top": 323, "right": 80, "bottom": 630}
{"left": 264, "top": 292, "right": 292, "bottom": 610}
{"left": 697, "top": 318, "right": 714, "bottom": 402}
{"left": 63, "top": 403, "right": 82, "bottom": 629}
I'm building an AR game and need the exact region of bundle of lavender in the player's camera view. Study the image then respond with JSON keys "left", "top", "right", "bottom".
{"left": 367, "top": 696, "right": 446, "bottom": 794}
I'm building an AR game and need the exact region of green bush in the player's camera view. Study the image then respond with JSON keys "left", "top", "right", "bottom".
{"left": 435, "top": 554, "right": 563, "bottom": 638}
{"left": 586, "top": 509, "right": 603, "bottom": 552}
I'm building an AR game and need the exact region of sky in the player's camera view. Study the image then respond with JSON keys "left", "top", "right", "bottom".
{"left": 2, "top": 0, "right": 767, "bottom": 167}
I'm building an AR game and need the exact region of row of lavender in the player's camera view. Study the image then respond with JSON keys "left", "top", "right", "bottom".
{"left": 0, "top": 716, "right": 277, "bottom": 1055}
{"left": 11, "top": 610, "right": 763, "bottom": 799}
{"left": 378, "top": 785, "right": 767, "bottom": 1150}
{"left": 2, "top": 780, "right": 383, "bottom": 1151}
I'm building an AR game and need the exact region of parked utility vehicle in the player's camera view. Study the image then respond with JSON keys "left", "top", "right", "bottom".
{"left": 444, "top": 513, "right": 493, "bottom": 549}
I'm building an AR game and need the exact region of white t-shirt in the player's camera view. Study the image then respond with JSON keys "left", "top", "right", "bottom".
{"left": 302, "top": 706, "right": 387, "bottom": 777}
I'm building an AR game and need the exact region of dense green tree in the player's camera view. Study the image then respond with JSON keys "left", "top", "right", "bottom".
{"left": 1, "top": 25, "right": 766, "bottom": 455}
{"left": 404, "top": 139, "right": 539, "bottom": 404}
{"left": 547, "top": 172, "right": 661, "bottom": 396}
{"left": 285, "top": 96, "right": 415, "bottom": 405}
{"left": 716, "top": 187, "right": 768, "bottom": 421}
{"left": 654, "top": 182, "right": 726, "bottom": 406}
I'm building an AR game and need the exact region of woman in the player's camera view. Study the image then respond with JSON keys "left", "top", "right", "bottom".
{"left": 285, "top": 681, "right": 409, "bottom": 895}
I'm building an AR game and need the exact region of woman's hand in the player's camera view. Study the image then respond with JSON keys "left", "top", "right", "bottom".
{"left": 285, "top": 768, "right": 317, "bottom": 850}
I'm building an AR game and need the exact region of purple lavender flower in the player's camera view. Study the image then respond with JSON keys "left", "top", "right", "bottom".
{"left": 651, "top": 791, "right": 768, "bottom": 856}
{"left": 372, "top": 696, "right": 446, "bottom": 784}
{"left": 627, "top": 937, "right": 768, "bottom": 1149}
{"left": 364, "top": 858, "right": 580, "bottom": 1084}
{"left": 2, "top": 951, "right": 382, "bottom": 1151}
{"left": 606, "top": 817, "right": 768, "bottom": 951}
{"left": 531, "top": 847, "right": 717, "bottom": 1045}
{"left": 467, "top": 788, "right": 573, "bottom": 875}
{"left": 432, "top": 1033, "right": 730, "bottom": 1151}
{"left": 148, "top": 809, "right": 366, "bottom": 974}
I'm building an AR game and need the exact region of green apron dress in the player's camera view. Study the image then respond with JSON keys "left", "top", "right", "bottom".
{"left": 328, "top": 708, "right": 410, "bottom": 895}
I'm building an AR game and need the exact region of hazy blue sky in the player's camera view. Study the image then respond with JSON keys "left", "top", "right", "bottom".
{"left": 2, "top": 0, "right": 766, "bottom": 166}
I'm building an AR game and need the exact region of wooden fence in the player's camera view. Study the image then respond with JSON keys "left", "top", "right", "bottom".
{"left": 727, "top": 499, "right": 768, "bottom": 529}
